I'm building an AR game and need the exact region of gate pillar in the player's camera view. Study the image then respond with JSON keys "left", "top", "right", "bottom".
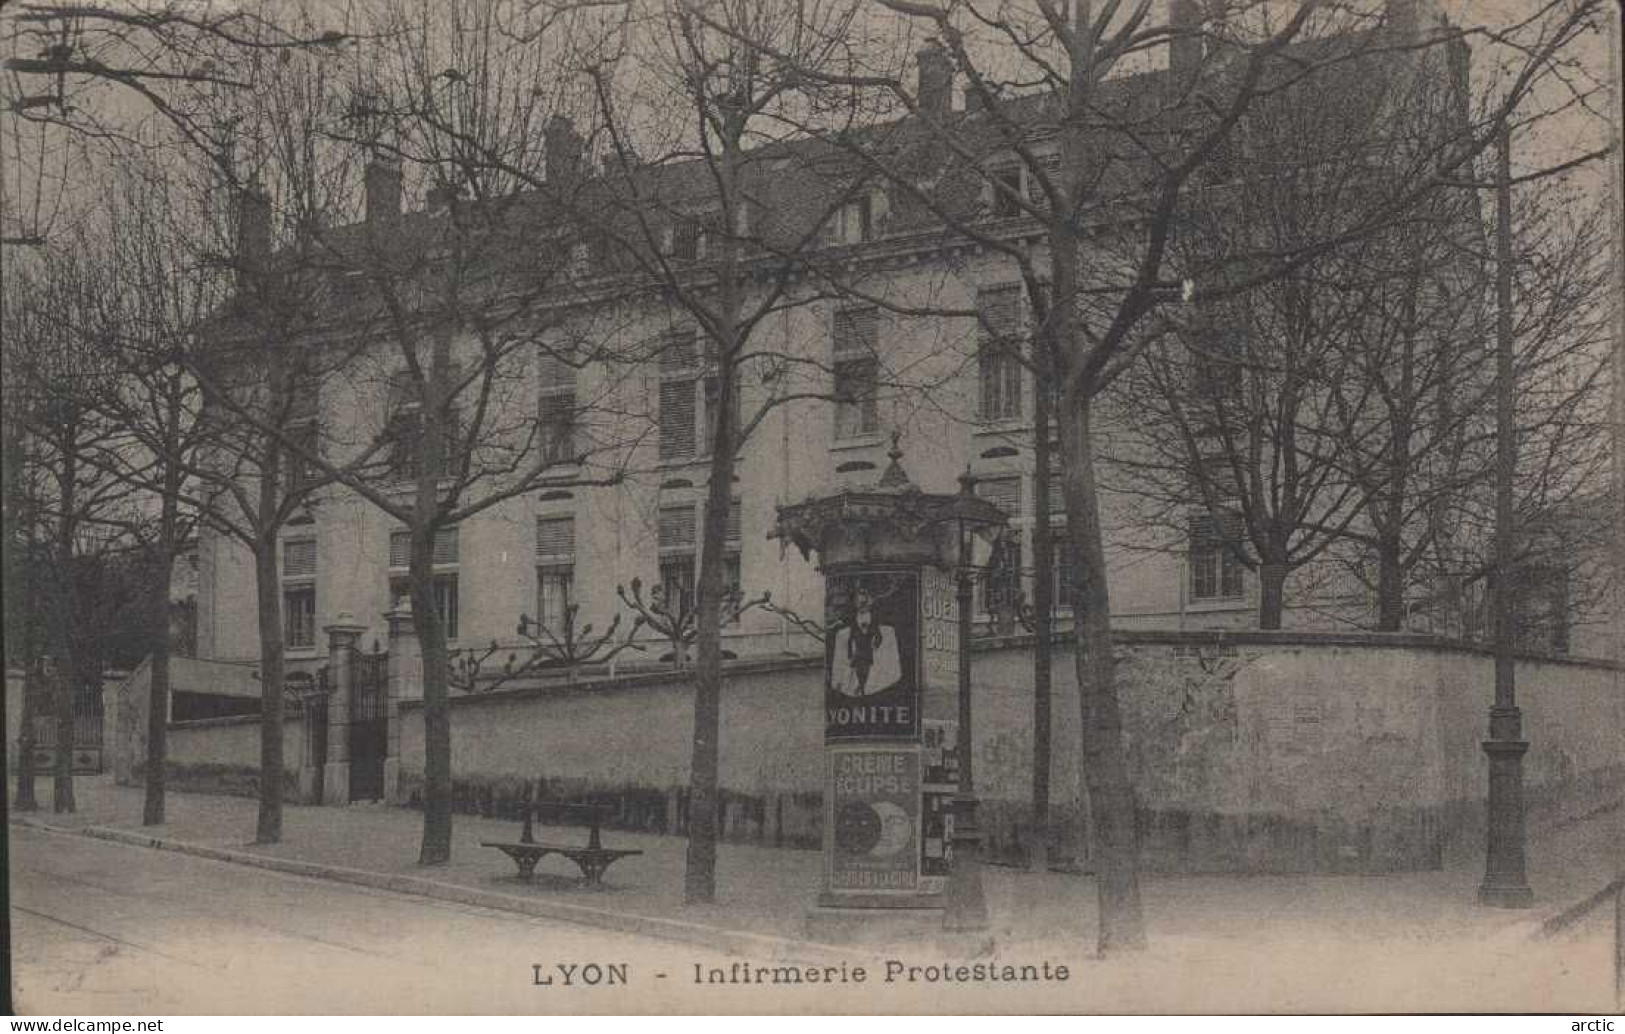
{"left": 383, "top": 598, "right": 419, "bottom": 806}
{"left": 321, "top": 615, "right": 367, "bottom": 804}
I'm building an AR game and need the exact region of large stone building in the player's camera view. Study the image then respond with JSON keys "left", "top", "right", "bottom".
{"left": 193, "top": 0, "right": 1608, "bottom": 685}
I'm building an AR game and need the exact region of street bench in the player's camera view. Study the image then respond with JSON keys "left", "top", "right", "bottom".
{"left": 481, "top": 801, "right": 641, "bottom": 888}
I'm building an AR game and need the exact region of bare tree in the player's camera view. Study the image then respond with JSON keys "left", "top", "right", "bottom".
{"left": 755, "top": 0, "right": 1605, "bottom": 952}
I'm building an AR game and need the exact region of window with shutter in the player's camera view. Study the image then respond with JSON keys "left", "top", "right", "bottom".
{"left": 659, "top": 330, "right": 700, "bottom": 461}
{"left": 1188, "top": 510, "right": 1246, "bottom": 600}
{"left": 283, "top": 539, "right": 318, "bottom": 579}
{"left": 388, "top": 528, "right": 459, "bottom": 568}
{"left": 535, "top": 515, "right": 575, "bottom": 561}
{"left": 975, "top": 477, "right": 1021, "bottom": 520}
{"left": 390, "top": 574, "right": 459, "bottom": 637}
{"left": 534, "top": 515, "right": 575, "bottom": 636}
{"left": 659, "top": 379, "right": 697, "bottom": 460}
{"left": 833, "top": 308, "right": 880, "bottom": 440}
{"left": 989, "top": 164, "right": 1024, "bottom": 218}
{"left": 539, "top": 391, "right": 576, "bottom": 463}
{"left": 834, "top": 359, "right": 879, "bottom": 439}
{"left": 538, "top": 348, "right": 575, "bottom": 390}
{"left": 1027, "top": 153, "right": 1063, "bottom": 208}
{"left": 724, "top": 499, "right": 742, "bottom": 544}
{"left": 433, "top": 527, "right": 460, "bottom": 565}
{"left": 834, "top": 308, "right": 878, "bottom": 357}
{"left": 283, "top": 586, "right": 317, "bottom": 649}
{"left": 658, "top": 505, "right": 696, "bottom": 553}
{"left": 978, "top": 286, "right": 1024, "bottom": 422}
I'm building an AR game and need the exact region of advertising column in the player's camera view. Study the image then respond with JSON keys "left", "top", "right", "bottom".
{"left": 822, "top": 567, "right": 927, "bottom": 906}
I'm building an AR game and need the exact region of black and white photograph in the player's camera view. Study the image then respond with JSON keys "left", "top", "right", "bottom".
{"left": 2, "top": 0, "right": 1621, "bottom": 1017}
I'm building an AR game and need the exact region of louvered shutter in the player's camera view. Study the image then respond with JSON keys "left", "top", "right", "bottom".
{"left": 834, "top": 308, "right": 878, "bottom": 357}
{"left": 978, "top": 285, "right": 1022, "bottom": 339}
{"left": 433, "top": 527, "right": 460, "bottom": 565}
{"left": 535, "top": 516, "right": 575, "bottom": 561}
{"left": 658, "top": 505, "right": 696, "bottom": 553}
{"left": 724, "top": 500, "right": 742, "bottom": 544}
{"left": 975, "top": 477, "right": 1021, "bottom": 520}
{"left": 538, "top": 348, "right": 575, "bottom": 390}
{"left": 283, "top": 539, "right": 317, "bottom": 578}
{"left": 659, "top": 379, "right": 697, "bottom": 459}
{"left": 1047, "top": 471, "right": 1067, "bottom": 515}
{"left": 391, "top": 528, "right": 459, "bottom": 566}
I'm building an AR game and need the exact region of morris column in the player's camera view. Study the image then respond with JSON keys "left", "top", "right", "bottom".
{"left": 774, "top": 438, "right": 1006, "bottom": 922}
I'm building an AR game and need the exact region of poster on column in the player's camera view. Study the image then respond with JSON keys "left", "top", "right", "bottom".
{"left": 824, "top": 567, "right": 921, "bottom": 741}
{"left": 826, "top": 745, "right": 921, "bottom": 895}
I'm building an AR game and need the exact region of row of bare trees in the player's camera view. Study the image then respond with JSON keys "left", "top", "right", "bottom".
{"left": 4, "top": 0, "right": 1612, "bottom": 955}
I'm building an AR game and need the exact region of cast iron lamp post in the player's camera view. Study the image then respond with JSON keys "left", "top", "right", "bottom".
{"left": 942, "top": 469, "right": 990, "bottom": 933}
{"left": 1478, "top": 123, "right": 1532, "bottom": 908}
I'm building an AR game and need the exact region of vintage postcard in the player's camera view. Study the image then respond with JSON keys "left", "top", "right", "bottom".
{"left": 3, "top": 0, "right": 1621, "bottom": 1016}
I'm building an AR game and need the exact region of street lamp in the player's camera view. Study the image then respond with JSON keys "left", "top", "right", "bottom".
{"left": 1478, "top": 122, "right": 1532, "bottom": 908}
{"left": 943, "top": 468, "right": 992, "bottom": 935}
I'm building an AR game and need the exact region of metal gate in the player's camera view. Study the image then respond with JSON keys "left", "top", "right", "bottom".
{"left": 349, "top": 646, "right": 389, "bottom": 801}
{"left": 306, "top": 666, "right": 331, "bottom": 804}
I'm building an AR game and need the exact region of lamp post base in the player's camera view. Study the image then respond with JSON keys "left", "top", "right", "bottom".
{"left": 1479, "top": 732, "right": 1532, "bottom": 909}
{"left": 942, "top": 795, "right": 989, "bottom": 933}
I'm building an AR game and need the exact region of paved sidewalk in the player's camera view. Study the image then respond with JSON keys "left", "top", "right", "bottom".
{"left": 10, "top": 777, "right": 1621, "bottom": 954}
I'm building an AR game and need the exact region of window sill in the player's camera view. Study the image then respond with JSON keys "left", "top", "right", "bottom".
{"left": 829, "top": 434, "right": 885, "bottom": 453}
{"left": 1185, "top": 596, "right": 1248, "bottom": 612}
{"left": 973, "top": 419, "right": 1028, "bottom": 437}
{"left": 285, "top": 646, "right": 319, "bottom": 658}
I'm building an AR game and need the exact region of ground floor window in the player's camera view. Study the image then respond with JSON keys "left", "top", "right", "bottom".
{"left": 284, "top": 586, "right": 316, "bottom": 648}
{"left": 389, "top": 574, "right": 459, "bottom": 639}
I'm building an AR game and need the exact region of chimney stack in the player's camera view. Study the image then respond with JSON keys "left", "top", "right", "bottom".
{"left": 364, "top": 157, "right": 402, "bottom": 230}
{"left": 917, "top": 41, "right": 953, "bottom": 118}
{"left": 1168, "top": 0, "right": 1204, "bottom": 80}
{"left": 234, "top": 182, "right": 271, "bottom": 297}
{"left": 545, "top": 115, "right": 583, "bottom": 186}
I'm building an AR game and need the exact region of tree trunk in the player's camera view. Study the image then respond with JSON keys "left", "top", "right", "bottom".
{"left": 1028, "top": 354, "right": 1055, "bottom": 871}
{"left": 414, "top": 522, "right": 454, "bottom": 865}
{"left": 14, "top": 664, "right": 39, "bottom": 811}
{"left": 1258, "top": 560, "right": 1288, "bottom": 630}
{"left": 254, "top": 535, "right": 284, "bottom": 843}
{"left": 1375, "top": 538, "right": 1405, "bottom": 631}
{"left": 51, "top": 439, "right": 78, "bottom": 814}
{"left": 685, "top": 354, "right": 738, "bottom": 905}
{"left": 144, "top": 583, "right": 172, "bottom": 826}
{"left": 53, "top": 655, "right": 77, "bottom": 813}
{"left": 1056, "top": 392, "right": 1146, "bottom": 954}
{"left": 144, "top": 378, "right": 185, "bottom": 826}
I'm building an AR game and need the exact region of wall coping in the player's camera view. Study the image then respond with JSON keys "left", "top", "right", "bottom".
{"left": 168, "top": 712, "right": 300, "bottom": 732}
{"left": 403, "top": 653, "right": 828, "bottom": 712}
{"left": 391, "top": 629, "right": 1618, "bottom": 713}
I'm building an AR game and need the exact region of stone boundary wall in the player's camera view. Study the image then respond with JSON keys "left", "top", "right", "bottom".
{"left": 129, "top": 634, "right": 1624, "bottom": 872}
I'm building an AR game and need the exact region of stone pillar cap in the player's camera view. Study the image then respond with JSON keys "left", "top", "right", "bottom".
{"left": 323, "top": 612, "right": 369, "bottom": 635}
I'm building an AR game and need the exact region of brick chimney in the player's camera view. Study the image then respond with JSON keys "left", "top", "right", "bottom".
{"left": 545, "top": 115, "right": 583, "bottom": 186}
{"left": 364, "top": 157, "right": 402, "bottom": 230}
{"left": 234, "top": 182, "right": 271, "bottom": 297}
{"left": 917, "top": 41, "right": 953, "bottom": 118}
{"left": 1169, "top": 0, "right": 1203, "bottom": 79}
